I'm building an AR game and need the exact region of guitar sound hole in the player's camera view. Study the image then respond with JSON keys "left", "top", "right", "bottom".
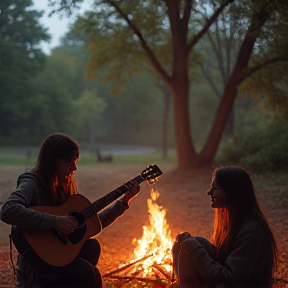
{"left": 68, "top": 211, "right": 86, "bottom": 228}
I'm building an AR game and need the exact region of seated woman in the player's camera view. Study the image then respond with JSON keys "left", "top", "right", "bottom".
{"left": 0, "top": 133, "right": 140, "bottom": 288}
{"left": 172, "top": 165, "right": 278, "bottom": 288}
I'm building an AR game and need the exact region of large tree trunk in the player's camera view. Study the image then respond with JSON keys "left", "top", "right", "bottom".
{"left": 170, "top": 79, "right": 198, "bottom": 168}
{"left": 165, "top": 0, "right": 238, "bottom": 169}
{"left": 161, "top": 82, "right": 171, "bottom": 159}
{"left": 167, "top": 2, "right": 199, "bottom": 169}
{"left": 170, "top": 4, "right": 270, "bottom": 169}
{"left": 116, "top": 0, "right": 270, "bottom": 170}
{"left": 224, "top": 104, "right": 234, "bottom": 137}
{"left": 199, "top": 7, "right": 270, "bottom": 164}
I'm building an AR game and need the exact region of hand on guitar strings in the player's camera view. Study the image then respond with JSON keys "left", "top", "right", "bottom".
{"left": 120, "top": 185, "right": 141, "bottom": 206}
{"left": 54, "top": 215, "right": 78, "bottom": 235}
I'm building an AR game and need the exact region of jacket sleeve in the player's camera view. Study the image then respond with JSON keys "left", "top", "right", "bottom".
{"left": 180, "top": 222, "right": 266, "bottom": 286}
{"left": 98, "top": 200, "right": 128, "bottom": 229}
{"left": 0, "top": 176, "right": 56, "bottom": 231}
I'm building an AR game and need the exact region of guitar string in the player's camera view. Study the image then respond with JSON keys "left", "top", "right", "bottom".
{"left": 81, "top": 171, "right": 160, "bottom": 218}
{"left": 81, "top": 176, "right": 145, "bottom": 218}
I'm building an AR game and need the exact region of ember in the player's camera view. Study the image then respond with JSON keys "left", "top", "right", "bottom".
{"left": 104, "top": 189, "right": 174, "bottom": 287}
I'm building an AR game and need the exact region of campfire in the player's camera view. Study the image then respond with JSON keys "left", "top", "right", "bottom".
{"left": 104, "top": 189, "right": 174, "bottom": 287}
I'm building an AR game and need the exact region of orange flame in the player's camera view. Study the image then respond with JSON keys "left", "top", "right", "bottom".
{"left": 131, "top": 189, "right": 173, "bottom": 277}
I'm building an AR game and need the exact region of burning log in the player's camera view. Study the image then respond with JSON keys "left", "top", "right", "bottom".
{"left": 107, "top": 274, "right": 169, "bottom": 285}
{"left": 152, "top": 263, "right": 172, "bottom": 280}
{"left": 151, "top": 267, "right": 165, "bottom": 279}
{"left": 103, "top": 254, "right": 153, "bottom": 277}
{"left": 104, "top": 189, "right": 174, "bottom": 287}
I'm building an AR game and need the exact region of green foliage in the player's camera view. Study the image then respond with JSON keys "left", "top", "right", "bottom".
{"left": 0, "top": 0, "right": 50, "bottom": 142}
{"left": 50, "top": 0, "right": 288, "bottom": 170}
{"left": 96, "top": 69, "right": 166, "bottom": 147}
{"left": 237, "top": 0, "right": 288, "bottom": 118}
{"left": 39, "top": 38, "right": 168, "bottom": 148}
{"left": 73, "top": 89, "right": 106, "bottom": 144}
{"left": 72, "top": 0, "right": 173, "bottom": 94}
{"left": 2, "top": 0, "right": 288, "bottom": 174}
{"left": 239, "top": 64, "right": 288, "bottom": 119}
{"left": 189, "top": 80, "right": 219, "bottom": 150}
{"left": 216, "top": 119, "right": 288, "bottom": 172}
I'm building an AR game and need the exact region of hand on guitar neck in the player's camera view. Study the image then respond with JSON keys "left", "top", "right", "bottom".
{"left": 119, "top": 185, "right": 140, "bottom": 206}
{"left": 54, "top": 184, "right": 141, "bottom": 235}
{"left": 54, "top": 185, "right": 141, "bottom": 235}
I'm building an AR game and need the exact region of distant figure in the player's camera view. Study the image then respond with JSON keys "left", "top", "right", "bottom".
{"left": 0, "top": 133, "right": 139, "bottom": 288}
{"left": 172, "top": 166, "right": 278, "bottom": 288}
{"left": 96, "top": 148, "right": 112, "bottom": 163}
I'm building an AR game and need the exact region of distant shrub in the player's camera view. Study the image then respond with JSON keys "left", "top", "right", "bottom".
{"left": 216, "top": 120, "right": 288, "bottom": 172}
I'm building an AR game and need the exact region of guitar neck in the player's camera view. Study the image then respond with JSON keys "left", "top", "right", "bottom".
{"left": 81, "top": 175, "right": 144, "bottom": 218}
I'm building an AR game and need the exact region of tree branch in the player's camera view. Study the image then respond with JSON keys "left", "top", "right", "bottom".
{"left": 187, "top": 0, "right": 234, "bottom": 52}
{"left": 105, "top": 0, "right": 170, "bottom": 84}
{"left": 182, "top": 0, "right": 192, "bottom": 28}
{"left": 214, "top": 17, "right": 228, "bottom": 84}
{"left": 200, "top": 64, "right": 222, "bottom": 98}
{"left": 239, "top": 57, "right": 288, "bottom": 84}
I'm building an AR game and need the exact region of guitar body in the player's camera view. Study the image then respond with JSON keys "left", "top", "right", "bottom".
{"left": 12, "top": 194, "right": 101, "bottom": 269}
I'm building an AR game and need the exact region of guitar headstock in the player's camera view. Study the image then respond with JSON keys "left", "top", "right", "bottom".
{"left": 141, "top": 164, "right": 162, "bottom": 185}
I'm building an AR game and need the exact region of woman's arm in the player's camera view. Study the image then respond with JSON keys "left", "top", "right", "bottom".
{"left": 180, "top": 222, "right": 267, "bottom": 286}
{"left": 0, "top": 176, "right": 56, "bottom": 231}
{"left": 98, "top": 185, "right": 140, "bottom": 229}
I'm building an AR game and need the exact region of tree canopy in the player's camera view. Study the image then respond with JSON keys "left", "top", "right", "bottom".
{"left": 50, "top": 0, "right": 288, "bottom": 169}
{"left": 0, "top": 0, "right": 50, "bottom": 140}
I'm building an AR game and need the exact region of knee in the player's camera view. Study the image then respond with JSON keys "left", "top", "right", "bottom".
{"left": 194, "top": 236, "right": 215, "bottom": 257}
{"left": 194, "top": 236, "right": 210, "bottom": 245}
{"left": 87, "top": 238, "right": 101, "bottom": 253}
{"left": 93, "top": 266, "right": 102, "bottom": 288}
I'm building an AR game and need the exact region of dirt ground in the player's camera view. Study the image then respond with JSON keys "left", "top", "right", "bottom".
{"left": 0, "top": 164, "right": 287, "bottom": 287}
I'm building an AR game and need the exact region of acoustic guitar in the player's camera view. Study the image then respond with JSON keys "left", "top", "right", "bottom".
{"left": 11, "top": 164, "right": 162, "bottom": 272}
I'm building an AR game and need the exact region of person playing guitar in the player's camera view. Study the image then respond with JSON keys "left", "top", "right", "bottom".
{"left": 0, "top": 133, "right": 144, "bottom": 288}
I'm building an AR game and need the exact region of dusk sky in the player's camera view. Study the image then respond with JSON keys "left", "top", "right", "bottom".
{"left": 32, "top": 1, "right": 91, "bottom": 54}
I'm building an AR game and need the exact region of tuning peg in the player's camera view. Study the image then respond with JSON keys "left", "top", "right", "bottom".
{"left": 147, "top": 177, "right": 159, "bottom": 185}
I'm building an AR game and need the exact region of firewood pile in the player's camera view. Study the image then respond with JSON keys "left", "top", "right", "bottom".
{"left": 103, "top": 253, "right": 174, "bottom": 288}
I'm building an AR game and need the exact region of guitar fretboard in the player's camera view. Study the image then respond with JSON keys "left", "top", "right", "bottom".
{"left": 81, "top": 175, "right": 144, "bottom": 218}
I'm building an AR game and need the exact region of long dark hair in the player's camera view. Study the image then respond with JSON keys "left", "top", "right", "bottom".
{"left": 211, "top": 166, "right": 278, "bottom": 272}
{"left": 32, "top": 133, "right": 80, "bottom": 204}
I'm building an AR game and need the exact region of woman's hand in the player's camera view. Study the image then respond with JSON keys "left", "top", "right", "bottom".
{"left": 54, "top": 215, "right": 78, "bottom": 235}
{"left": 120, "top": 185, "right": 141, "bottom": 206}
{"left": 176, "top": 232, "right": 192, "bottom": 244}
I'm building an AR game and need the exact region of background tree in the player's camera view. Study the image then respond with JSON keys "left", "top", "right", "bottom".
{"left": 28, "top": 52, "right": 77, "bottom": 140}
{"left": 74, "top": 89, "right": 106, "bottom": 147}
{"left": 71, "top": 3, "right": 175, "bottom": 158}
{"left": 0, "top": 0, "right": 50, "bottom": 143}
{"left": 198, "top": 5, "right": 244, "bottom": 137}
{"left": 54, "top": 31, "right": 166, "bottom": 147}
{"left": 161, "top": 82, "right": 171, "bottom": 158}
{"left": 51, "top": 0, "right": 288, "bottom": 170}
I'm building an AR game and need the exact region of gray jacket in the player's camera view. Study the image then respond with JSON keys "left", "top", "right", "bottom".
{"left": 180, "top": 221, "right": 274, "bottom": 287}
{"left": 0, "top": 172, "right": 129, "bottom": 286}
